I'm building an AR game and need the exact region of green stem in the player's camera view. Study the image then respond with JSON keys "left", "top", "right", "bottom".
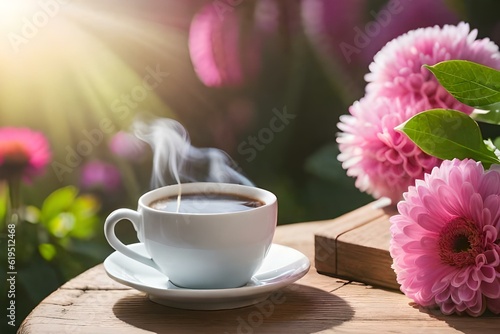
{"left": 7, "top": 177, "right": 22, "bottom": 226}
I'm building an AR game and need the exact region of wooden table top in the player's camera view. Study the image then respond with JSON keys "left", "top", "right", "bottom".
{"left": 19, "top": 217, "right": 500, "bottom": 333}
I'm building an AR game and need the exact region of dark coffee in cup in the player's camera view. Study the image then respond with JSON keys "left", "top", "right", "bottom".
{"left": 150, "top": 193, "right": 264, "bottom": 213}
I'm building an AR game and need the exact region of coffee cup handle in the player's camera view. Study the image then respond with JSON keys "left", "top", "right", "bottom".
{"left": 104, "top": 209, "right": 161, "bottom": 271}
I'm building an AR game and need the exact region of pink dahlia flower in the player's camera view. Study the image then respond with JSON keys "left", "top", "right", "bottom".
{"left": 365, "top": 22, "right": 500, "bottom": 111}
{"left": 188, "top": 3, "right": 260, "bottom": 87}
{"left": 390, "top": 159, "right": 500, "bottom": 316}
{"left": 339, "top": 22, "right": 500, "bottom": 202}
{"left": 0, "top": 127, "right": 51, "bottom": 182}
{"left": 337, "top": 96, "right": 440, "bottom": 202}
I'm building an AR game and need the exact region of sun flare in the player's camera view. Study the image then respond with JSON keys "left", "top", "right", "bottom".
{"left": 0, "top": 1, "right": 186, "bottom": 168}
{"left": 0, "top": 1, "right": 35, "bottom": 16}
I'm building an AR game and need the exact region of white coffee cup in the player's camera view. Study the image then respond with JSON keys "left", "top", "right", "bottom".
{"left": 104, "top": 182, "right": 277, "bottom": 289}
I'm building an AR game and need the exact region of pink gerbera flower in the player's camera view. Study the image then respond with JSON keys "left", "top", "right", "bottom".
{"left": 365, "top": 22, "right": 500, "bottom": 111}
{"left": 0, "top": 127, "right": 51, "bottom": 182}
{"left": 390, "top": 159, "right": 500, "bottom": 316}
{"left": 337, "top": 96, "right": 440, "bottom": 202}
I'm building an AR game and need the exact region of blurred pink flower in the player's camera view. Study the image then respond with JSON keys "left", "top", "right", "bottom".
{"left": 0, "top": 127, "right": 51, "bottom": 182}
{"left": 302, "top": 0, "right": 367, "bottom": 64}
{"left": 254, "top": 0, "right": 301, "bottom": 45}
{"left": 390, "top": 159, "right": 500, "bottom": 317}
{"left": 109, "top": 131, "right": 148, "bottom": 161}
{"left": 80, "top": 160, "right": 121, "bottom": 193}
{"left": 188, "top": 2, "right": 260, "bottom": 87}
{"left": 362, "top": 0, "right": 459, "bottom": 64}
{"left": 337, "top": 96, "right": 440, "bottom": 202}
{"left": 365, "top": 22, "right": 500, "bottom": 109}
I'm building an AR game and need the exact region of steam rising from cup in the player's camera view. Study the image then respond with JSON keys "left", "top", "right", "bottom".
{"left": 132, "top": 117, "right": 253, "bottom": 189}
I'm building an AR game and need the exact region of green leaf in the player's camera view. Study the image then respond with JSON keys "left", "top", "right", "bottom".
{"left": 71, "top": 194, "right": 100, "bottom": 217}
{"left": 425, "top": 60, "right": 500, "bottom": 110}
{"left": 471, "top": 109, "right": 500, "bottom": 125}
{"left": 38, "top": 243, "right": 57, "bottom": 261}
{"left": 0, "top": 184, "right": 7, "bottom": 227}
{"left": 68, "top": 195, "right": 99, "bottom": 239}
{"left": 304, "top": 143, "right": 347, "bottom": 184}
{"left": 40, "top": 186, "right": 78, "bottom": 225}
{"left": 397, "top": 109, "right": 500, "bottom": 168}
{"left": 47, "top": 212, "right": 76, "bottom": 238}
{"left": 24, "top": 205, "right": 41, "bottom": 224}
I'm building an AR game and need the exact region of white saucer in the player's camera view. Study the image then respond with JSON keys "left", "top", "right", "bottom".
{"left": 104, "top": 243, "right": 310, "bottom": 310}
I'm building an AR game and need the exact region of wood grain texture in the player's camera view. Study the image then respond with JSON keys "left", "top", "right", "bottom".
{"left": 336, "top": 216, "right": 398, "bottom": 290}
{"left": 19, "top": 205, "right": 500, "bottom": 334}
{"left": 314, "top": 202, "right": 387, "bottom": 275}
{"left": 315, "top": 203, "right": 400, "bottom": 290}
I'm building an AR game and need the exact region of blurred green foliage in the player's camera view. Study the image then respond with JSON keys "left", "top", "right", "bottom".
{"left": 0, "top": 186, "right": 109, "bottom": 333}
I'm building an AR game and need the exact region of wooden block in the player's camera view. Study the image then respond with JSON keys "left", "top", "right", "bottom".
{"left": 315, "top": 202, "right": 400, "bottom": 290}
